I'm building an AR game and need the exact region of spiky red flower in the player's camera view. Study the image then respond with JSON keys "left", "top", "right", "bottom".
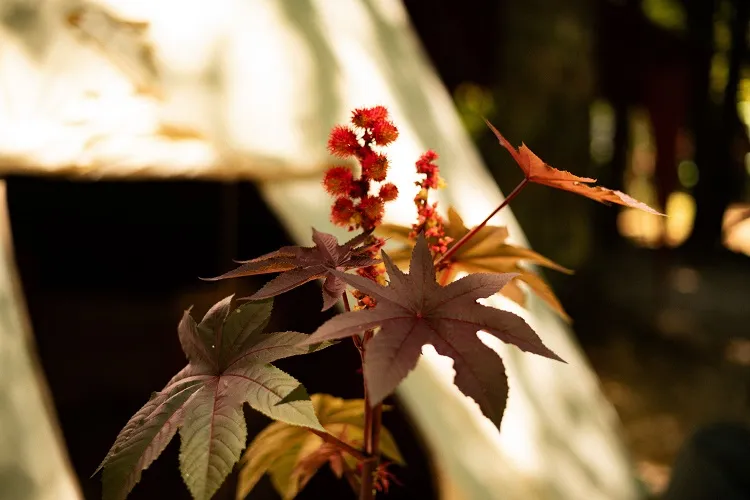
{"left": 361, "top": 151, "right": 389, "bottom": 181}
{"left": 378, "top": 183, "right": 398, "bottom": 201}
{"left": 324, "top": 106, "right": 399, "bottom": 232}
{"left": 351, "top": 106, "right": 389, "bottom": 129}
{"left": 410, "top": 149, "right": 451, "bottom": 257}
{"left": 327, "top": 126, "right": 360, "bottom": 158}
{"left": 323, "top": 166, "right": 354, "bottom": 196}
{"left": 331, "top": 197, "right": 356, "bottom": 227}
{"left": 372, "top": 120, "right": 399, "bottom": 146}
{"left": 358, "top": 196, "right": 385, "bottom": 229}
{"left": 416, "top": 151, "right": 438, "bottom": 170}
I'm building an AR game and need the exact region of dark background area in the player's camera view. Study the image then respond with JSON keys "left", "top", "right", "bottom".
{"left": 6, "top": 0, "right": 750, "bottom": 498}
{"left": 5, "top": 179, "right": 437, "bottom": 500}
{"left": 405, "top": 0, "right": 750, "bottom": 495}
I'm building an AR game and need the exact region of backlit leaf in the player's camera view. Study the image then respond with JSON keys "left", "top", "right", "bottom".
{"left": 236, "top": 394, "right": 403, "bottom": 500}
{"left": 302, "top": 235, "right": 564, "bottom": 427}
{"left": 378, "top": 206, "right": 572, "bottom": 320}
{"left": 484, "top": 118, "right": 664, "bottom": 215}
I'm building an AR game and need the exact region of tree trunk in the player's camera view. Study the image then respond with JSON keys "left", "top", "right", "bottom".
{"left": 684, "top": 0, "right": 747, "bottom": 254}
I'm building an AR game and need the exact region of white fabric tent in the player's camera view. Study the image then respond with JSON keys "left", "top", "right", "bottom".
{"left": 0, "top": 1, "right": 641, "bottom": 498}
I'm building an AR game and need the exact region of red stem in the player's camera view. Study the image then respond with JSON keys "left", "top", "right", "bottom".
{"left": 341, "top": 457, "right": 362, "bottom": 494}
{"left": 371, "top": 403, "right": 383, "bottom": 462}
{"left": 308, "top": 428, "right": 369, "bottom": 462}
{"left": 360, "top": 330, "right": 378, "bottom": 500}
{"left": 435, "top": 178, "right": 529, "bottom": 266}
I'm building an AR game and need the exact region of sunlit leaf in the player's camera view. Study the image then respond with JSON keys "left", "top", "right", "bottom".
{"left": 302, "top": 235, "right": 564, "bottom": 427}
{"left": 484, "top": 118, "right": 664, "bottom": 215}
{"left": 237, "top": 394, "right": 404, "bottom": 500}
{"left": 378, "top": 206, "right": 572, "bottom": 321}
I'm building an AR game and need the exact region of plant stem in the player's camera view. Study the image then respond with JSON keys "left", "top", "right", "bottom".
{"left": 341, "top": 457, "right": 361, "bottom": 494}
{"left": 435, "top": 178, "right": 529, "bottom": 266}
{"left": 359, "top": 404, "right": 382, "bottom": 500}
{"left": 370, "top": 402, "right": 383, "bottom": 465}
{"left": 308, "top": 428, "right": 369, "bottom": 462}
{"left": 361, "top": 329, "right": 374, "bottom": 451}
{"left": 360, "top": 330, "right": 379, "bottom": 500}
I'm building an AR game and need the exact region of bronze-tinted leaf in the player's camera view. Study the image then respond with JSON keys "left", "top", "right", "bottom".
{"left": 484, "top": 118, "right": 664, "bottom": 215}
{"left": 206, "top": 229, "right": 379, "bottom": 311}
{"left": 376, "top": 207, "right": 572, "bottom": 320}
{"left": 302, "top": 235, "right": 564, "bottom": 428}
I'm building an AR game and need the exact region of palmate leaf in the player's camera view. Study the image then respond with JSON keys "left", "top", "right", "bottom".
{"left": 301, "top": 235, "right": 565, "bottom": 428}
{"left": 205, "top": 229, "right": 378, "bottom": 311}
{"left": 484, "top": 118, "right": 664, "bottom": 215}
{"left": 237, "top": 394, "right": 404, "bottom": 500}
{"left": 96, "top": 297, "right": 328, "bottom": 500}
{"left": 378, "top": 206, "right": 573, "bottom": 320}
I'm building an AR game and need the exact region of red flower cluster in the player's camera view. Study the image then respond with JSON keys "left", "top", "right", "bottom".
{"left": 410, "top": 150, "right": 453, "bottom": 256}
{"left": 415, "top": 150, "right": 440, "bottom": 188}
{"left": 324, "top": 106, "right": 400, "bottom": 231}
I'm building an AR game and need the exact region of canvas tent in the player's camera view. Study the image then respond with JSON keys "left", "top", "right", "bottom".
{"left": 0, "top": 0, "right": 641, "bottom": 498}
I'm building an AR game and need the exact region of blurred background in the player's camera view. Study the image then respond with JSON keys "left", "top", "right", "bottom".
{"left": 404, "top": 0, "right": 750, "bottom": 495}
{"left": 1, "top": 0, "right": 749, "bottom": 499}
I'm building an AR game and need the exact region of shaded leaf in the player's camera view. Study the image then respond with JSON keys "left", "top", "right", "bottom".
{"left": 302, "top": 235, "right": 564, "bottom": 427}
{"left": 237, "top": 394, "right": 403, "bottom": 500}
{"left": 97, "top": 298, "right": 328, "bottom": 500}
{"left": 484, "top": 118, "right": 664, "bottom": 215}
{"left": 206, "top": 229, "right": 379, "bottom": 311}
{"left": 378, "top": 206, "right": 572, "bottom": 321}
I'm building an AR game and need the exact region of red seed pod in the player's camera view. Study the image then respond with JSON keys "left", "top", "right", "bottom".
{"left": 327, "top": 126, "right": 360, "bottom": 158}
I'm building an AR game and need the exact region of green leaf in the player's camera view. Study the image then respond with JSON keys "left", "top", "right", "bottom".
{"left": 98, "top": 371, "right": 204, "bottom": 500}
{"left": 224, "top": 363, "right": 324, "bottom": 431}
{"left": 96, "top": 296, "right": 329, "bottom": 500}
{"left": 179, "top": 382, "right": 247, "bottom": 500}
{"left": 220, "top": 298, "right": 273, "bottom": 368}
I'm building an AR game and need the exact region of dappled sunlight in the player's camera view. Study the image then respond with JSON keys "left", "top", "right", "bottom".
{"left": 617, "top": 191, "right": 695, "bottom": 248}
{"left": 0, "top": 1, "right": 219, "bottom": 178}
{"left": 723, "top": 203, "right": 750, "bottom": 256}
{"left": 618, "top": 191, "right": 696, "bottom": 248}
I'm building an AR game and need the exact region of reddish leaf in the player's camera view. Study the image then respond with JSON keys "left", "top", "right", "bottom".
{"left": 484, "top": 119, "right": 664, "bottom": 215}
{"left": 302, "top": 235, "right": 564, "bottom": 427}
{"left": 96, "top": 298, "right": 327, "bottom": 500}
{"left": 206, "top": 229, "right": 378, "bottom": 311}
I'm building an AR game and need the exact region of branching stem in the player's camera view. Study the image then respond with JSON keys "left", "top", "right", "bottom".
{"left": 435, "top": 178, "right": 529, "bottom": 266}
{"left": 308, "top": 428, "right": 369, "bottom": 462}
